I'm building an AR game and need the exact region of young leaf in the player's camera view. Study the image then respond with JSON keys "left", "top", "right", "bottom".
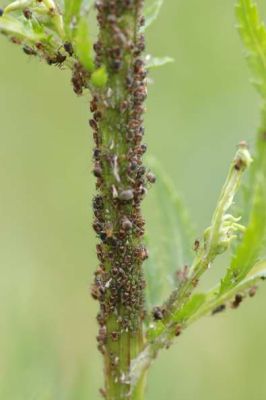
{"left": 0, "top": 14, "right": 43, "bottom": 42}
{"left": 141, "top": 0, "right": 164, "bottom": 31}
{"left": 236, "top": 0, "right": 266, "bottom": 96}
{"left": 219, "top": 176, "right": 266, "bottom": 294}
{"left": 91, "top": 66, "right": 108, "bottom": 88}
{"left": 74, "top": 17, "right": 94, "bottom": 72}
{"left": 145, "top": 55, "right": 174, "bottom": 69}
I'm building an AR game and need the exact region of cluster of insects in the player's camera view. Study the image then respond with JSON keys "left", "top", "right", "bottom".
{"left": 89, "top": 1, "right": 153, "bottom": 383}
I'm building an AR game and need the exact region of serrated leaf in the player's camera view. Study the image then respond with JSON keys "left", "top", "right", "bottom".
{"left": 219, "top": 176, "right": 266, "bottom": 294}
{"left": 145, "top": 55, "right": 174, "bottom": 69}
{"left": 144, "top": 158, "right": 195, "bottom": 308}
{"left": 141, "top": 0, "right": 164, "bottom": 31}
{"left": 74, "top": 17, "right": 94, "bottom": 72}
{"left": 236, "top": 0, "right": 266, "bottom": 97}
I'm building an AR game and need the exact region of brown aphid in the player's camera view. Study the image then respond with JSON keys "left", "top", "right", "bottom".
{"left": 249, "top": 286, "right": 258, "bottom": 297}
{"left": 111, "top": 331, "right": 119, "bottom": 341}
{"left": 121, "top": 216, "right": 133, "bottom": 231}
{"left": 152, "top": 306, "right": 164, "bottom": 321}
{"left": 231, "top": 294, "right": 243, "bottom": 309}
{"left": 23, "top": 8, "right": 32, "bottom": 19}
{"left": 193, "top": 239, "right": 200, "bottom": 251}
{"left": 175, "top": 324, "right": 182, "bottom": 337}
{"left": 212, "top": 304, "right": 226, "bottom": 315}
{"left": 99, "top": 388, "right": 107, "bottom": 398}
{"left": 234, "top": 158, "right": 245, "bottom": 171}
{"left": 91, "top": 284, "right": 101, "bottom": 300}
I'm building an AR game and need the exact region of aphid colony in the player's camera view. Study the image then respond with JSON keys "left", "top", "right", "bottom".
{"left": 0, "top": 3, "right": 76, "bottom": 70}
{"left": 89, "top": 0, "right": 153, "bottom": 360}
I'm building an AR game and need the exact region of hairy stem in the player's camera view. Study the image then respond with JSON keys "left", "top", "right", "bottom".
{"left": 90, "top": 1, "right": 148, "bottom": 399}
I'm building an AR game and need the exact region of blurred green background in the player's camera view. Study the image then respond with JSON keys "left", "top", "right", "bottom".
{"left": 1, "top": 0, "right": 266, "bottom": 399}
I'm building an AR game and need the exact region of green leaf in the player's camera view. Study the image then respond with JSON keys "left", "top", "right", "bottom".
{"left": 144, "top": 158, "right": 195, "bottom": 308}
{"left": 91, "top": 66, "right": 108, "bottom": 88}
{"left": 236, "top": 0, "right": 266, "bottom": 97}
{"left": 174, "top": 293, "right": 206, "bottom": 322}
{"left": 74, "top": 17, "right": 94, "bottom": 72}
{"left": 4, "top": 0, "right": 33, "bottom": 14}
{"left": 64, "top": 0, "right": 82, "bottom": 25}
{"left": 145, "top": 55, "right": 174, "bottom": 69}
{"left": 219, "top": 175, "right": 266, "bottom": 294}
{"left": 0, "top": 14, "right": 43, "bottom": 41}
{"left": 142, "top": 0, "right": 164, "bottom": 31}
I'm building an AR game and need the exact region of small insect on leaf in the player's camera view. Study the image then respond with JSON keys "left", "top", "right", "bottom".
{"left": 91, "top": 66, "right": 108, "bottom": 88}
{"left": 0, "top": 14, "right": 43, "bottom": 41}
{"left": 74, "top": 17, "right": 94, "bottom": 72}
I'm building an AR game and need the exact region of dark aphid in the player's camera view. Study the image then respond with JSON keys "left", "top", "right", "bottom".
{"left": 231, "top": 294, "right": 243, "bottom": 309}
{"left": 23, "top": 8, "right": 32, "bottom": 19}
{"left": 175, "top": 324, "right": 182, "bottom": 337}
{"left": 152, "top": 306, "right": 164, "bottom": 321}
{"left": 23, "top": 45, "right": 37, "bottom": 56}
{"left": 212, "top": 304, "right": 226, "bottom": 315}
{"left": 193, "top": 239, "right": 200, "bottom": 251}
{"left": 63, "top": 41, "right": 74, "bottom": 56}
{"left": 47, "top": 52, "right": 66, "bottom": 66}
{"left": 0, "top": 8, "right": 3, "bottom": 17}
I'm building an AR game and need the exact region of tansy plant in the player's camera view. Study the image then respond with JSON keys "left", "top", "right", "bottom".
{"left": 1, "top": 0, "right": 266, "bottom": 399}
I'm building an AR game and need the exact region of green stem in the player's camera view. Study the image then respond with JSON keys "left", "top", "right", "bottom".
{"left": 90, "top": 1, "right": 147, "bottom": 399}
{"left": 129, "top": 144, "right": 252, "bottom": 390}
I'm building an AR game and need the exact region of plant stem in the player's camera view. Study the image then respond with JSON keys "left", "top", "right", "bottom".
{"left": 90, "top": 1, "right": 147, "bottom": 399}
{"left": 129, "top": 144, "right": 252, "bottom": 390}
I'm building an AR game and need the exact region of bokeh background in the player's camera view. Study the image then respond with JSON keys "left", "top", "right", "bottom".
{"left": 1, "top": 0, "right": 266, "bottom": 399}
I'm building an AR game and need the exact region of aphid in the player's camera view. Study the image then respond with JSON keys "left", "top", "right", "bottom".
{"left": 99, "top": 388, "right": 107, "bottom": 398}
{"left": 121, "top": 216, "right": 132, "bottom": 231}
{"left": 231, "top": 294, "right": 243, "bottom": 309}
{"left": 249, "top": 286, "right": 258, "bottom": 297}
{"left": 146, "top": 171, "right": 156, "bottom": 184}
{"left": 212, "top": 304, "right": 226, "bottom": 315}
{"left": 23, "top": 45, "right": 37, "bottom": 56}
{"left": 23, "top": 8, "right": 32, "bottom": 19}
{"left": 63, "top": 41, "right": 74, "bottom": 56}
{"left": 152, "top": 306, "right": 164, "bottom": 321}
{"left": 0, "top": 8, "right": 3, "bottom": 16}
{"left": 175, "top": 324, "right": 182, "bottom": 337}
{"left": 193, "top": 239, "right": 200, "bottom": 251}
{"left": 91, "top": 284, "right": 101, "bottom": 300}
{"left": 93, "top": 162, "right": 103, "bottom": 178}
{"left": 118, "top": 189, "right": 134, "bottom": 201}
{"left": 47, "top": 52, "right": 66, "bottom": 66}
{"left": 234, "top": 158, "right": 244, "bottom": 171}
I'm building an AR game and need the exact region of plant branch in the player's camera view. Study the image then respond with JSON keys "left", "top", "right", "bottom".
{"left": 129, "top": 143, "right": 252, "bottom": 389}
